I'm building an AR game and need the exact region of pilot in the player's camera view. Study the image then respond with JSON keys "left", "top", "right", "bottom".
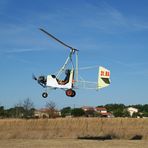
{"left": 57, "top": 69, "right": 71, "bottom": 85}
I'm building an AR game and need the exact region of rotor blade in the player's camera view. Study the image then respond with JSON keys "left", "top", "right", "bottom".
{"left": 39, "top": 28, "right": 78, "bottom": 51}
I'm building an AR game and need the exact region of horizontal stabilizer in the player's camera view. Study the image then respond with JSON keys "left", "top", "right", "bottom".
{"left": 98, "top": 66, "right": 110, "bottom": 89}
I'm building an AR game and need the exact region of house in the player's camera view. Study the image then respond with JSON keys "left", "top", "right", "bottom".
{"left": 95, "top": 107, "right": 107, "bottom": 113}
{"left": 81, "top": 106, "right": 95, "bottom": 117}
{"left": 34, "top": 108, "right": 60, "bottom": 118}
{"left": 127, "top": 107, "right": 138, "bottom": 116}
{"left": 100, "top": 112, "right": 114, "bottom": 118}
{"left": 81, "top": 106, "right": 94, "bottom": 112}
{"left": 95, "top": 107, "right": 114, "bottom": 118}
{"left": 34, "top": 108, "right": 49, "bottom": 118}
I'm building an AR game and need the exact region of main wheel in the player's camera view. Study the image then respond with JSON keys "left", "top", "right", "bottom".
{"left": 66, "top": 89, "right": 76, "bottom": 97}
{"left": 71, "top": 90, "right": 76, "bottom": 97}
{"left": 42, "top": 92, "right": 48, "bottom": 98}
{"left": 66, "top": 89, "right": 73, "bottom": 97}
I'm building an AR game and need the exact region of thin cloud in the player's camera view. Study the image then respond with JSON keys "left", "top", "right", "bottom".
{"left": 81, "top": 1, "right": 148, "bottom": 33}
{"left": 5, "top": 48, "right": 46, "bottom": 54}
{"left": 104, "top": 57, "right": 148, "bottom": 77}
{"left": 133, "top": 22, "right": 148, "bottom": 30}
{"left": 78, "top": 2, "right": 129, "bottom": 33}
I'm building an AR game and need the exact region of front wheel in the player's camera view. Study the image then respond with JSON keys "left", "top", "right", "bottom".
{"left": 42, "top": 92, "right": 48, "bottom": 98}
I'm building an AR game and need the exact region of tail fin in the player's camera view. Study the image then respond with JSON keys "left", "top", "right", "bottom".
{"left": 98, "top": 66, "right": 111, "bottom": 89}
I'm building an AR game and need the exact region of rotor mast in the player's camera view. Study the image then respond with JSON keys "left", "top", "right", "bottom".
{"left": 39, "top": 28, "right": 79, "bottom": 80}
{"left": 56, "top": 49, "right": 74, "bottom": 78}
{"left": 75, "top": 50, "right": 79, "bottom": 82}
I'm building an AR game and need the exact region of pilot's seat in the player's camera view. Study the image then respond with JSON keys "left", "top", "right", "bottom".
{"left": 57, "top": 69, "right": 71, "bottom": 85}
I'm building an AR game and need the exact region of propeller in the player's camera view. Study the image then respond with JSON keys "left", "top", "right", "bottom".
{"left": 32, "top": 74, "right": 37, "bottom": 81}
{"left": 32, "top": 74, "right": 47, "bottom": 88}
{"left": 39, "top": 28, "right": 78, "bottom": 51}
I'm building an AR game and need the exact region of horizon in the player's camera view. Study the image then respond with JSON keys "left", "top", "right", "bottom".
{"left": 0, "top": 0, "right": 148, "bottom": 109}
{"left": 1, "top": 98, "right": 148, "bottom": 110}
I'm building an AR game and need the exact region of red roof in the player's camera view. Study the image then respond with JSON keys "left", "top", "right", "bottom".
{"left": 95, "top": 107, "right": 107, "bottom": 111}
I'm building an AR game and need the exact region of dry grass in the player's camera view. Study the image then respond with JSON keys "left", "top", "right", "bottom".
{"left": 0, "top": 139, "right": 148, "bottom": 148}
{"left": 0, "top": 118, "right": 147, "bottom": 140}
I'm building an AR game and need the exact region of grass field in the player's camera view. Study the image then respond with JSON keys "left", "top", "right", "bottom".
{"left": 0, "top": 118, "right": 147, "bottom": 148}
{"left": 0, "top": 139, "right": 148, "bottom": 148}
{"left": 0, "top": 118, "right": 147, "bottom": 140}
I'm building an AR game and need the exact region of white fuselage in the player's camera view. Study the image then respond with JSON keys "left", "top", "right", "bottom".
{"left": 46, "top": 70, "right": 74, "bottom": 89}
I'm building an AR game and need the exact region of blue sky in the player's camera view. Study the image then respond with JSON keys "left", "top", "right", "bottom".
{"left": 0, "top": 0, "right": 148, "bottom": 109}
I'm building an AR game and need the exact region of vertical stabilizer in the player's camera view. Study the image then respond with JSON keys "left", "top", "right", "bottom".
{"left": 98, "top": 66, "right": 110, "bottom": 89}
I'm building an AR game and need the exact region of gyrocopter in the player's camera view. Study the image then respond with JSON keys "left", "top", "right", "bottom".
{"left": 33, "top": 28, "right": 111, "bottom": 98}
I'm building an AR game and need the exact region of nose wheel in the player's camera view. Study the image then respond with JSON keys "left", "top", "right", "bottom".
{"left": 66, "top": 89, "right": 76, "bottom": 97}
{"left": 42, "top": 92, "right": 48, "bottom": 98}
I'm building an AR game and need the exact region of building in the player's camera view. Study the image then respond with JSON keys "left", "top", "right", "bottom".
{"left": 95, "top": 107, "right": 107, "bottom": 113}
{"left": 81, "top": 106, "right": 94, "bottom": 112}
{"left": 34, "top": 108, "right": 49, "bottom": 118}
{"left": 34, "top": 108, "right": 60, "bottom": 118}
{"left": 100, "top": 112, "right": 114, "bottom": 118}
{"left": 95, "top": 107, "right": 114, "bottom": 118}
{"left": 81, "top": 106, "right": 95, "bottom": 117}
{"left": 127, "top": 107, "right": 138, "bottom": 116}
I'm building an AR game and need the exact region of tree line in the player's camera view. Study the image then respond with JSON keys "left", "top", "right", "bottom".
{"left": 0, "top": 98, "right": 148, "bottom": 118}
{"left": 105, "top": 103, "right": 148, "bottom": 117}
{"left": 0, "top": 98, "right": 35, "bottom": 119}
{"left": 60, "top": 103, "right": 148, "bottom": 118}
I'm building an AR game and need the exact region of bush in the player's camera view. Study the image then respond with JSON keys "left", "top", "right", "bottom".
{"left": 71, "top": 108, "right": 85, "bottom": 117}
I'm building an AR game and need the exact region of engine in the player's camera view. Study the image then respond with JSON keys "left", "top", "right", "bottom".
{"left": 37, "top": 76, "right": 47, "bottom": 87}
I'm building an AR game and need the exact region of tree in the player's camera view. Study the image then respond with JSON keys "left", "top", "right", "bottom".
{"left": 143, "top": 111, "right": 148, "bottom": 117}
{"left": 105, "top": 104, "right": 126, "bottom": 117}
{"left": 123, "top": 109, "right": 130, "bottom": 117}
{"left": 61, "top": 107, "right": 71, "bottom": 117}
{"left": 71, "top": 108, "right": 85, "bottom": 117}
{"left": 23, "top": 98, "right": 34, "bottom": 118}
{"left": 5, "top": 106, "right": 24, "bottom": 118}
{"left": 113, "top": 109, "right": 124, "bottom": 117}
{"left": 46, "top": 100, "right": 57, "bottom": 118}
{"left": 0, "top": 106, "right": 5, "bottom": 118}
{"left": 84, "top": 110, "right": 95, "bottom": 117}
{"left": 143, "top": 104, "right": 148, "bottom": 112}
{"left": 93, "top": 111, "right": 101, "bottom": 117}
{"left": 105, "top": 104, "right": 125, "bottom": 112}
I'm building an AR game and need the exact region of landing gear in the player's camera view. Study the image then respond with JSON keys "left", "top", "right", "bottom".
{"left": 42, "top": 92, "right": 48, "bottom": 98}
{"left": 66, "top": 89, "right": 76, "bottom": 97}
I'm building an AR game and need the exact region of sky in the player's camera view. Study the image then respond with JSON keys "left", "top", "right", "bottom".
{"left": 0, "top": 0, "right": 148, "bottom": 109}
